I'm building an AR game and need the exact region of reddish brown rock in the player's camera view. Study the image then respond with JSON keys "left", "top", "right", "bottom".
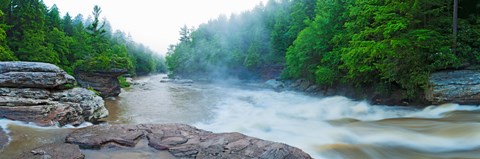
{"left": 66, "top": 124, "right": 313, "bottom": 159}
{"left": 17, "top": 143, "right": 84, "bottom": 159}
{"left": 66, "top": 124, "right": 144, "bottom": 149}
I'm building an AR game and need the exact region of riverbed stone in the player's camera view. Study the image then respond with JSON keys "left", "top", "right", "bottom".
{"left": 0, "top": 62, "right": 74, "bottom": 89}
{"left": 65, "top": 124, "right": 313, "bottom": 159}
{"left": 17, "top": 143, "right": 84, "bottom": 159}
{"left": 74, "top": 69, "right": 127, "bottom": 97}
{"left": 426, "top": 70, "right": 480, "bottom": 104}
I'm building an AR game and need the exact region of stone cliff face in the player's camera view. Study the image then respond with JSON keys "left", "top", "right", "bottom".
{"left": 426, "top": 70, "right": 480, "bottom": 104}
{"left": 74, "top": 69, "right": 127, "bottom": 97}
{"left": 0, "top": 62, "right": 108, "bottom": 126}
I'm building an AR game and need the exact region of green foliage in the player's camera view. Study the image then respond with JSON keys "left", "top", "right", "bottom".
{"left": 0, "top": 1, "right": 166, "bottom": 76}
{"left": 87, "top": 87, "right": 100, "bottom": 96}
{"left": 315, "top": 66, "right": 336, "bottom": 86}
{"left": 74, "top": 54, "right": 132, "bottom": 72}
{"left": 118, "top": 76, "right": 130, "bottom": 88}
{"left": 166, "top": 0, "right": 303, "bottom": 79}
{"left": 166, "top": 0, "right": 480, "bottom": 99}
{"left": 340, "top": 0, "right": 460, "bottom": 97}
{"left": 0, "top": 11, "right": 16, "bottom": 61}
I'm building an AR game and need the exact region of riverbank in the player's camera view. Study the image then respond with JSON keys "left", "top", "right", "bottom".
{"left": 3, "top": 74, "right": 480, "bottom": 159}
{"left": 0, "top": 63, "right": 313, "bottom": 158}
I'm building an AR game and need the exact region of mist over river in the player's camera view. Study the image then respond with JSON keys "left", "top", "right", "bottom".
{"left": 2, "top": 74, "right": 480, "bottom": 159}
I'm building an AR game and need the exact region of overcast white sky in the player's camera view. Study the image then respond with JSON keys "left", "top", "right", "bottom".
{"left": 43, "top": 0, "right": 266, "bottom": 55}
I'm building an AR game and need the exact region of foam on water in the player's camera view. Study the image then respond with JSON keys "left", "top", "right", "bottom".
{"left": 195, "top": 86, "right": 480, "bottom": 158}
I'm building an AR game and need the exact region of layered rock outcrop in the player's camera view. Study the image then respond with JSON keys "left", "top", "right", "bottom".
{"left": 63, "top": 124, "right": 312, "bottom": 159}
{"left": 0, "top": 62, "right": 108, "bottom": 126}
{"left": 426, "top": 70, "right": 480, "bottom": 104}
{"left": 74, "top": 69, "right": 127, "bottom": 97}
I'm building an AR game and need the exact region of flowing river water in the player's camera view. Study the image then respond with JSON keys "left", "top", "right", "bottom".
{"left": 2, "top": 74, "right": 480, "bottom": 159}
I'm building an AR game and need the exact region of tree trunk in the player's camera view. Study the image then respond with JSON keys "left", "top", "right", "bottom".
{"left": 453, "top": 0, "right": 458, "bottom": 54}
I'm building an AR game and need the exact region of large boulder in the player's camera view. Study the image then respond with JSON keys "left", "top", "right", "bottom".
{"left": 0, "top": 62, "right": 74, "bottom": 89}
{"left": 74, "top": 69, "right": 127, "bottom": 97}
{"left": 65, "top": 124, "right": 313, "bottom": 159}
{"left": 0, "top": 62, "right": 108, "bottom": 126}
{"left": 0, "top": 88, "right": 107, "bottom": 126}
{"left": 426, "top": 70, "right": 480, "bottom": 104}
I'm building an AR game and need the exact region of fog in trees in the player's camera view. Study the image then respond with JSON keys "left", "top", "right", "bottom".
{"left": 166, "top": 0, "right": 480, "bottom": 99}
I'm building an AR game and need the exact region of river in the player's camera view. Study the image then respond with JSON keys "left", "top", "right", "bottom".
{"left": 1, "top": 74, "right": 480, "bottom": 159}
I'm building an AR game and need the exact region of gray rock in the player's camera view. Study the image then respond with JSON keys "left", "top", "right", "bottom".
{"left": 65, "top": 124, "right": 313, "bottom": 159}
{"left": 306, "top": 85, "right": 319, "bottom": 92}
{"left": 426, "top": 70, "right": 480, "bottom": 104}
{"left": 0, "top": 62, "right": 108, "bottom": 126}
{"left": 0, "top": 62, "right": 74, "bottom": 89}
{"left": 74, "top": 69, "right": 127, "bottom": 97}
{"left": 17, "top": 143, "right": 84, "bottom": 159}
{"left": 0, "top": 87, "right": 107, "bottom": 126}
{"left": 173, "top": 79, "right": 194, "bottom": 84}
{"left": 159, "top": 79, "right": 172, "bottom": 83}
{"left": 265, "top": 79, "right": 284, "bottom": 90}
{"left": 52, "top": 88, "right": 108, "bottom": 121}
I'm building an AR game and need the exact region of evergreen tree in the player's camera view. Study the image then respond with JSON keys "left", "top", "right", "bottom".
{"left": 46, "top": 4, "right": 61, "bottom": 30}
{"left": 7, "top": 0, "right": 58, "bottom": 64}
{"left": 62, "top": 13, "right": 74, "bottom": 36}
{"left": 0, "top": 11, "right": 16, "bottom": 61}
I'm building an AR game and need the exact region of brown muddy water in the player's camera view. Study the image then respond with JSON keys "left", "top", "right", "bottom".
{"left": 1, "top": 74, "right": 480, "bottom": 159}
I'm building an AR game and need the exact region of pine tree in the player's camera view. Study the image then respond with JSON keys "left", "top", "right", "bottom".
{"left": 7, "top": 0, "right": 58, "bottom": 64}
{"left": 0, "top": 10, "right": 16, "bottom": 61}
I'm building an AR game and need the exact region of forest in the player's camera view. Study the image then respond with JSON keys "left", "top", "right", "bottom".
{"left": 166, "top": 0, "right": 480, "bottom": 99}
{"left": 0, "top": 0, "right": 166, "bottom": 76}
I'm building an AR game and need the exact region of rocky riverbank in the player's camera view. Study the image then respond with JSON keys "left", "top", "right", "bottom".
{"left": 0, "top": 62, "right": 108, "bottom": 126}
{"left": 266, "top": 69, "right": 480, "bottom": 106}
{"left": 264, "top": 78, "right": 412, "bottom": 106}
{"left": 20, "top": 123, "right": 312, "bottom": 159}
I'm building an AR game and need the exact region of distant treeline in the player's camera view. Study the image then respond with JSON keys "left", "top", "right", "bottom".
{"left": 0, "top": 0, "right": 166, "bottom": 75}
{"left": 166, "top": 0, "right": 480, "bottom": 98}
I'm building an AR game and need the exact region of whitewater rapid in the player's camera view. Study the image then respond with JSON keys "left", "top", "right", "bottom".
{"left": 191, "top": 85, "right": 480, "bottom": 158}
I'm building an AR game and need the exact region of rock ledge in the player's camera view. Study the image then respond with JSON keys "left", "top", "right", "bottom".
{"left": 63, "top": 124, "right": 313, "bottom": 159}
{"left": 0, "top": 62, "right": 108, "bottom": 126}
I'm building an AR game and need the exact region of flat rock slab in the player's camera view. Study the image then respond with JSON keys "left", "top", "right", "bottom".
{"left": 66, "top": 124, "right": 313, "bottom": 159}
{"left": 17, "top": 143, "right": 84, "bottom": 159}
{"left": 0, "top": 62, "right": 74, "bottom": 89}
